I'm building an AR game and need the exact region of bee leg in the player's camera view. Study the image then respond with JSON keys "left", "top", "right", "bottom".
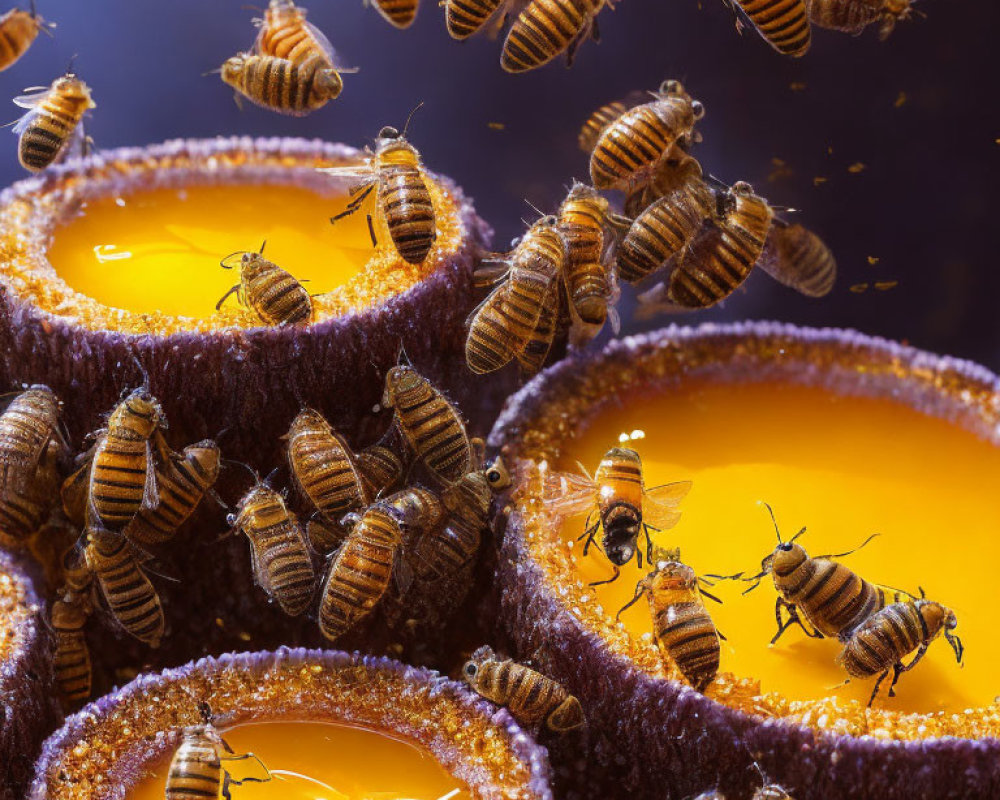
{"left": 215, "top": 284, "right": 241, "bottom": 312}
{"left": 367, "top": 213, "right": 378, "bottom": 247}
{"left": 589, "top": 564, "right": 620, "bottom": 587}
{"left": 578, "top": 511, "right": 599, "bottom": 555}
{"left": 615, "top": 577, "right": 648, "bottom": 620}
{"left": 867, "top": 670, "right": 890, "bottom": 707}
{"left": 642, "top": 523, "right": 655, "bottom": 566}
{"left": 220, "top": 752, "right": 273, "bottom": 783}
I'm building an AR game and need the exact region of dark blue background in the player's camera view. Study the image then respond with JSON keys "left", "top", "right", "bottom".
{"left": 2, "top": 0, "right": 996, "bottom": 368}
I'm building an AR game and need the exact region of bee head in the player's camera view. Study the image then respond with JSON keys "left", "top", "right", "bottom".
{"left": 484, "top": 457, "right": 511, "bottom": 492}
{"left": 461, "top": 660, "right": 479, "bottom": 682}
{"left": 659, "top": 79, "right": 684, "bottom": 96}
{"left": 691, "top": 99, "right": 705, "bottom": 121}
{"left": 731, "top": 181, "right": 755, "bottom": 198}
{"left": 605, "top": 536, "right": 635, "bottom": 567}
{"left": 655, "top": 561, "right": 696, "bottom": 591}
{"left": 316, "top": 68, "right": 344, "bottom": 101}
{"left": 220, "top": 55, "right": 247, "bottom": 86}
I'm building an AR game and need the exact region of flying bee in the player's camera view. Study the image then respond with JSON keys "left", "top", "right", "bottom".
{"left": 501, "top": 0, "right": 607, "bottom": 73}
{"left": 837, "top": 596, "right": 963, "bottom": 707}
{"left": 758, "top": 220, "right": 837, "bottom": 298}
{"left": 322, "top": 122, "right": 437, "bottom": 265}
{"left": 229, "top": 482, "right": 315, "bottom": 617}
{"left": 219, "top": 51, "right": 344, "bottom": 115}
{"left": 216, "top": 241, "right": 312, "bottom": 326}
{"left": 617, "top": 559, "right": 723, "bottom": 692}
{"left": 0, "top": 438, "right": 59, "bottom": 544}
{"left": 616, "top": 164, "right": 715, "bottom": 285}
{"left": 51, "top": 593, "right": 92, "bottom": 710}
{"left": 462, "top": 645, "right": 585, "bottom": 732}
{"left": 444, "top": 0, "right": 505, "bottom": 39}
{"left": 0, "top": 383, "right": 62, "bottom": 496}
{"left": 730, "top": 0, "right": 811, "bottom": 57}
{"left": 739, "top": 504, "right": 899, "bottom": 645}
{"left": 370, "top": 0, "right": 419, "bottom": 28}
{"left": 85, "top": 386, "right": 168, "bottom": 531}
{"left": 123, "top": 440, "right": 222, "bottom": 547}
{"left": 382, "top": 363, "right": 473, "bottom": 484}
{"left": 556, "top": 182, "right": 622, "bottom": 342}
{"left": 589, "top": 80, "right": 705, "bottom": 193}
{"left": 542, "top": 446, "right": 691, "bottom": 583}
{"left": 466, "top": 215, "right": 564, "bottom": 375}
{"left": 166, "top": 705, "right": 272, "bottom": 800}
{"left": 808, "top": 0, "right": 915, "bottom": 40}
{"left": 84, "top": 527, "right": 165, "bottom": 647}
{"left": 254, "top": 0, "right": 335, "bottom": 66}
{"left": 13, "top": 71, "right": 94, "bottom": 173}
{"left": 0, "top": 2, "right": 54, "bottom": 73}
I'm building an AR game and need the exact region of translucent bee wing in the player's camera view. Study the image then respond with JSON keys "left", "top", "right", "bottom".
{"left": 541, "top": 469, "right": 596, "bottom": 517}
{"left": 644, "top": 480, "right": 692, "bottom": 530}
{"left": 60, "top": 460, "right": 91, "bottom": 527}
{"left": 758, "top": 221, "right": 838, "bottom": 298}
{"left": 634, "top": 280, "right": 690, "bottom": 321}
{"left": 466, "top": 283, "right": 518, "bottom": 372}
{"left": 13, "top": 86, "right": 49, "bottom": 109}
{"left": 317, "top": 163, "right": 375, "bottom": 180}
{"left": 10, "top": 107, "right": 38, "bottom": 136}
{"left": 516, "top": 284, "right": 558, "bottom": 375}
{"left": 643, "top": 506, "right": 681, "bottom": 532}
{"left": 141, "top": 440, "right": 160, "bottom": 511}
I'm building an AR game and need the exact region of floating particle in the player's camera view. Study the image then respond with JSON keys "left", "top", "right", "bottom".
{"left": 827, "top": 145, "right": 834, "bottom": 155}
{"left": 874, "top": 280, "right": 898, "bottom": 291}
{"left": 813, "top": 176, "right": 828, "bottom": 186}
{"left": 848, "top": 162, "right": 866, "bottom": 174}
{"left": 238, "top": 631, "right": 252, "bottom": 642}
{"left": 850, "top": 283, "right": 869, "bottom": 293}
{"left": 894, "top": 91, "right": 907, "bottom": 108}
{"left": 768, "top": 157, "right": 793, "bottom": 182}
{"left": 789, "top": 81, "right": 807, "bottom": 92}
{"left": 867, "top": 256, "right": 880, "bottom": 266}
{"left": 487, "top": 122, "right": 505, "bottom": 131}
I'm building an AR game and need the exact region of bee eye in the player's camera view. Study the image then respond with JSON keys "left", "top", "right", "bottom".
{"left": 226, "top": 513, "right": 237, "bottom": 527}
{"left": 487, "top": 470, "right": 500, "bottom": 483}
{"left": 464, "top": 662, "right": 477, "bottom": 677}
{"left": 691, "top": 100, "right": 705, "bottom": 120}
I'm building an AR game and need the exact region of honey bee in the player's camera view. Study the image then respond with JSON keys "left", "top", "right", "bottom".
{"left": 542, "top": 446, "right": 691, "bottom": 583}
{"left": 254, "top": 0, "right": 335, "bottom": 66}
{"left": 578, "top": 98, "right": 632, "bottom": 155}
{"left": 229, "top": 483, "right": 315, "bottom": 617}
{"left": 758, "top": 220, "right": 837, "bottom": 298}
{"left": 355, "top": 443, "right": 405, "bottom": 498}
{"left": 617, "top": 559, "right": 723, "bottom": 692}
{"left": 51, "top": 593, "right": 92, "bottom": 710}
{"left": 123, "top": 440, "right": 222, "bottom": 547}
{"left": 730, "top": 0, "right": 811, "bottom": 57}
{"left": 589, "top": 80, "right": 705, "bottom": 193}
{"left": 0, "top": 384, "right": 61, "bottom": 496}
{"left": 740, "top": 504, "right": 896, "bottom": 645}
{"left": 219, "top": 51, "right": 344, "bottom": 115}
{"left": 837, "top": 596, "right": 963, "bottom": 706}
{"left": 0, "top": 2, "right": 53, "bottom": 73}
{"left": 85, "top": 386, "right": 168, "bottom": 531}
{"left": 622, "top": 152, "right": 706, "bottom": 219}
{"left": 84, "top": 527, "right": 165, "bottom": 647}
{"left": 616, "top": 166, "right": 715, "bottom": 285}
{"left": 370, "top": 0, "right": 419, "bottom": 28}
{"left": 13, "top": 71, "right": 95, "bottom": 173}
{"left": 466, "top": 215, "right": 564, "bottom": 375}
{"left": 461, "top": 645, "right": 585, "bottom": 732}
{"left": 556, "top": 182, "right": 622, "bottom": 340}
{"left": 322, "top": 123, "right": 437, "bottom": 264}
{"left": 808, "top": 0, "right": 914, "bottom": 40}
{"left": 166, "top": 705, "right": 272, "bottom": 800}
{"left": 501, "top": 0, "right": 606, "bottom": 73}
{"left": 0, "top": 439, "right": 59, "bottom": 544}
{"left": 383, "top": 364, "right": 473, "bottom": 484}
{"left": 216, "top": 241, "right": 312, "bottom": 326}
{"left": 444, "top": 0, "right": 504, "bottom": 39}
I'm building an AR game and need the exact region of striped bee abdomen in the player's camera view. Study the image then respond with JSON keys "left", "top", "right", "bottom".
{"left": 165, "top": 728, "right": 223, "bottom": 800}
{"left": 617, "top": 187, "right": 710, "bottom": 283}
{"left": 243, "top": 256, "right": 312, "bottom": 325}
{"left": 761, "top": 222, "right": 837, "bottom": 297}
{"left": 86, "top": 532, "right": 164, "bottom": 647}
{"left": 0, "top": 440, "right": 58, "bottom": 542}
{"left": 379, "top": 163, "right": 436, "bottom": 264}
{"left": 735, "top": 0, "right": 812, "bottom": 57}
{"left": 251, "top": 519, "right": 315, "bottom": 616}
{"left": 652, "top": 599, "right": 720, "bottom": 691}
{"left": 356, "top": 444, "right": 404, "bottom": 497}
{"left": 0, "top": 385, "right": 59, "bottom": 493}
{"left": 373, "top": 0, "right": 419, "bottom": 28}
{"left": 579, "top": 99, "right": 629, "bottom": 154}
{"left": 838, "top": 602, "right": 926, "bottom": 677}
{"left": 501, "top": 0, "right": 604, "bottom": 73}
{"left": 89, "top": 435, "right": 151, "bottom": 530}
{"left": 256, "top": 2, "right": 334, "bottom": 67}
{"left": 0, "top": 10, "right": 39, "bottom": 72}
{"left": 445, "top": 0, "right": 503, "bottom": 39}
{"left": 222, "top": 53, "right": 341, "bottom": 116}
{"left": 51, "top": 599, "right": 92, "bottom": 709}
{"left": 466, "top": 284, "right": 518, "bottom": 374}
{"left": 558, "top": 187, "right": 611, "bottom": 324}
{"left": 18, "top": 90, "right": 89, "bottom": 172}
{"left": 287, "top": 410, "right": 369, "bottom": 521}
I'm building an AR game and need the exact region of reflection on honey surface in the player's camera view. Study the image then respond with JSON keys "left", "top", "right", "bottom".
{"left": 559, "top": 380, "right": 1000, "bottom": 713}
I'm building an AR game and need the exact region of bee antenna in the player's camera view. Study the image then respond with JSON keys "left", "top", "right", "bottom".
{"left": 130, "top": 354, "right": 150, "bottom": 390}
{"left": 65, "top": 53, "right": 77, "bottom": 76}
{"left": 259, "top": 239, "right": 267, "bottom": 254}
{"left": 219, "top": 250, "right": 249, "bottom": 269}
{"left": 263, "top": 466, "right": 281, "bottom": 487}
{"left": 761, "top": 501, "right": 782, "bottom": 543}
{"left": 223, "top": 458, "right": 259, "bottom": 483}
{"left": 401, "top": 101, "right": 424, "bottom": 139}
{"left": 397, "top": 342, "right": 412, "bottom": 367}
{"left": 523, "top": 198, "right": 546, "bottom": 218}
{"left": 202, "top": 66, "right": 224, "bottom": 77}
{"left": 29, "top": 0, "right": 36, "bottom": 18}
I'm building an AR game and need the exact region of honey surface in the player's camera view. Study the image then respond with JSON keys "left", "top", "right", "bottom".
{"left": 47, "top": 185, "right": 373, "bottom": 317}
{"left": 559, "top": 381, "right": 1000, "bottom": 715}
{"left": 128, "top": 721, "right": 470, "bottom": 800}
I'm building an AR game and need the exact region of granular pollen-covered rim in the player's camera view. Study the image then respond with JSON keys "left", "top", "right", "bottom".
{"left": 29, "top": 647, "right": 554, "bottom": 800}
{"left": 0, "top": 137, "right": 469, "bottom": 337}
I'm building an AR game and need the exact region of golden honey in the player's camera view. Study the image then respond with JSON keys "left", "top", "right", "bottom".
{"left": 47, "top": 185, "right": 372, "bottom": 318}
{"left": 129, "top": 721, "right": 469, "bottom": 800}
{"left": 558, "top": 380, "right": 1000, "bottom": 716}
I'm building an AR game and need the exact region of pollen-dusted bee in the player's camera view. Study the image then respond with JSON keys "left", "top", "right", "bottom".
{"left": 740, "top": 504, "right": 895, "bottom": 645}
{"left": 444, "top": 0, "right": 504, "bottom": 39}
{"left": 616, "top": 165, "right": 715, "bottom": 284}
{"left": 808, "top": 0, "right": 914, "bottom": 39}
{"left": 542, "top": 446, "right": 691, "bottom": 583}
{"left": 123, "top": 439, "right": 222, "bottom": 547}
{"left": 501, "top": 0, "right": 606, "bottom": 73}
{"left": 462, "top": 645, "right": 585, "bottom": 732}
{"left": 51, "top": 593, "right": 92, "bottom": 710}
{"left": 617, "top": 559, "right": 723, "bottom": 692}
{"left": 13, "top": 71, "right": 94, "bottom": 173}
{"left": 84, "top": 527, "right": 165, "bottom": 647}
{"left": 216, "top": 241, "right": 312, "bottom": 326}
{"left": 0, "top": 439, "right": 59, "bottom": 544}
{"left": 85, "top": 387, "right": 168, "bottom": 532}
{"left": 0, "top": 2, "right": 53, "bottom": 73}
{"left": 322, "top": 123, "right": 437, "bottom": 264}
{"left": 837, "top": 597, "right": 963, "bottom": 706}
{"left": 758, "top": 220, "right": 837, "bottom": 298}
{"left": 383, "top": 364, "right": 473, "bottom": 484}
{"left": 731, "top": 0, "right": 811, "bottom": 57}
{"left": 556, "top": 182, "right": 622, "bottom": 340}
{"left": 166, "top": 705, "right": 272, "bottom": 800}
{"left": 370, "top": 0, "right": 419, "bottom": 28}
{"left": 0, "top": 384, "right": 61, "bottom": 496}
{"left": 466, "top": 215, "right": 564, "bottom": 375}
{"left": 589, "top": 80, "right": 705, "bottom": 193}
{"left": 219, "top": 51, "right": 344, "bottom": 115}
{"left": 229, "top": 483, "right": 315, "bottom": 616}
